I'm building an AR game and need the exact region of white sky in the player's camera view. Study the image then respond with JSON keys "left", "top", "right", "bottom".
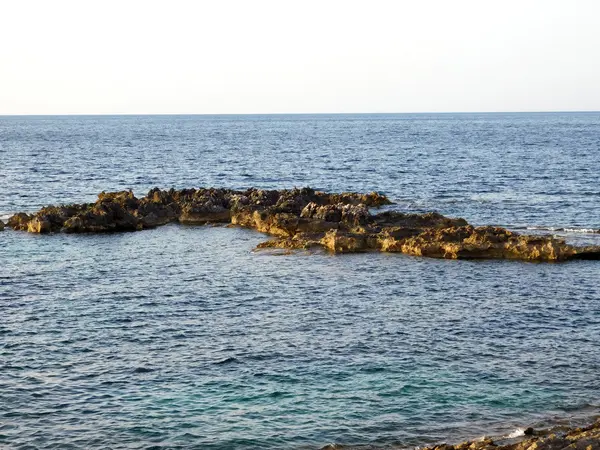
{"left": 1, "top": 0, "right": 599, "bottom": 114}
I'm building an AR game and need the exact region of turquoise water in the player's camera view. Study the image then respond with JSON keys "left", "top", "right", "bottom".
{"left": 1, "top": 113, "right": 599, "bottom": 449}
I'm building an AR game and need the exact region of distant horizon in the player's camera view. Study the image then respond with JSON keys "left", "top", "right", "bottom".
{"left": 2, "top": 109, "right": 600, "bottom": 118}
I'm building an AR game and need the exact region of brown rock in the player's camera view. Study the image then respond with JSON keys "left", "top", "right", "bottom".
{"left": 300, "top": 202, "right": 370, "bottom": 227}
{"left": 7, "top": 187, "right": 600, "bottom": 263}
{"left": 421, "top": 421, "right": 600, "bottom": 450}
{"left": 317, "top": 190, "right": 392, "bottom": 207}
{"left": 7, "top": 212, "right": 33, "bottom": 230}
{"left": 232, "top": 208, "right": 300, "bottom": 237}
{"left": 179, "top": 204, "right": 230, "bottom": 224}
{"left": 27, "top": 217, "right": 52, "bottom": 233}
{"left": 320, "top": 229, "right": 369, "bottom": 253}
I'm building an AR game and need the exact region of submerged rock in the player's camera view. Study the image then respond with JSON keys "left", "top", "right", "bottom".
{"left": 7, "top": 187, "right": 600, "bottom": 262}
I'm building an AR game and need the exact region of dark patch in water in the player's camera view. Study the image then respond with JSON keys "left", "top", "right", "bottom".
{"left": 133, "top": 367, "right": 155, "bottom": 374}
{"left": 215, "top": 357, "right": 239, "bottom": 365}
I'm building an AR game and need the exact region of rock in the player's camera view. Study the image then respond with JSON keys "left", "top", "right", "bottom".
{"left": 231, "top": 208, "right": 300, "bottom": 237}
{"left": 525, "top": 435, "right": 570, "bottom": 450}
{"left": 179, "top": 204, "right": 230, "bottom": 224}
{"left": 571, "top": 247, "right": 600, "bottom": 260}
{"left": 469, "top": 438, "right": 495, "bottom": 450}
{"left": 97, "top": 189, "right": 138, "bottom": 208}
{"left": 320, "top": 229, "right": 368, "bottom": 253}
{"left": 320, "top": 444, "right": 344, "bottom": 450}
{"left": 0, "top": 220, "right": 4, "bottom": 231}
{"left": 433, "top": 445, "right": 455, "bottom": 450}
{"left": 7, "top": 187, "right": 600, "bottom": 263}
{"left": 371, "top": 211, "right": 468, "bottom": 229}
{"left": 300, "top": 202, "right": 369, "bottom": 227}
{"left": 256, "top": 235, "right": 319, "bottom": 251}
{"left": 7, "top": 212, "right": 33, "bottom": 230}
{"left": 420, "top": 420, "right": 600, "bottom": 450}
{"left": 61, "top": 200, "right": 140, "bottom": 232}
{"left": 316, "top": 190, "right": 392, "bottom": 207}
{"left": 27, "top": 217, "right": 52, "bottom": 233}
{"left": 274, "top": 187, "right": 319, "bottom": 213}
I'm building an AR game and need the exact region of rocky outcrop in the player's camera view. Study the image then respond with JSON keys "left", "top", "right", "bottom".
{"left": 7, "top": 212, "right": 33, "bottom": 231}
{"left": 6, "top": 187, "right": 600, "bottom": 262}
{"left": 0, "top": 219, "right": 4, "bottom": 231}
{"left": 320, "top": 419, "right": 600, "bottom": 450}
{"left": 421, "top": 419, "right": 600, "bottom": 450}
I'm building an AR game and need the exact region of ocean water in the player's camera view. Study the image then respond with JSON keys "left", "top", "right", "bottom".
{"left": 1, "top": 113, "right": 599, "bottom": 449}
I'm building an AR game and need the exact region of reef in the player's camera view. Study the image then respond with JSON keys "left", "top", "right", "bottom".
{"left": 6, "top": 187, "right": 600, "bottom": 262}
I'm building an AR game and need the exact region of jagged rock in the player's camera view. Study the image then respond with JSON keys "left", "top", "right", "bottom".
{"left": 300, "top": 202, "right": 369, "bottom": 227}
{"left": 320, "top": 229, "right": 369, "bottom": 253}
{"left": 274, "top": 187, "right": 319, "bottom": 213}
{"left": 97, "top": 190, "right": 139, "bottom": 209}
{"left": 242, "top": 188, "right": 281, "bottom": 208}
{"left": 419, "top": 420, "right": 600, "bottom": 450}
{"left": 7, "top": 212, "right": 33, "bottom": 230}
{"left": 6, "top": 187, "right": 600, "bottom": 263}
{"left": 27, "top": 217, "right": 52, "bottom": 233}
{"left": 179, "top": 203, "right": 230, "bottom": 224}
{"left": 231, "top": 207, "right": 300, "bottom": 237}
{"left": 371, "top": 211, "right": 469, "bottom": 229}
{"left": 316, "top": 190, "right": 392, "bottom": 207}
{"left": 62, "top": 200, "right": 141, "bottom": 233}
{"left": 256, "top": 234, "right": 320, "bottom": 250}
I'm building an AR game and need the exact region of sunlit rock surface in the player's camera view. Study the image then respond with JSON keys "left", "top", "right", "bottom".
{"left": 8, "top": 187, "right": 600, "bottom": 262}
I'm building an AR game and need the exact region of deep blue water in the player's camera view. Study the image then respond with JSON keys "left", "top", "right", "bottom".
{"left": 1, "top": 113, "right": 599, "bottom": 449}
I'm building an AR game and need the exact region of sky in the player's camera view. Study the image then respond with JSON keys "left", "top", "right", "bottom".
{"left": 1, "top": 0, "right": 599, "bottom": 115}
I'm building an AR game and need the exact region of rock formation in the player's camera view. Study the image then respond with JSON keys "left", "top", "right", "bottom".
{"left": 420, "top": 419, "right": 600, "bottom": 450}
{"left": 6, "top": 187, "right": 600, "bottom": 262}
{"left": 320, "top": 419, "right": 600, "bottom": 450}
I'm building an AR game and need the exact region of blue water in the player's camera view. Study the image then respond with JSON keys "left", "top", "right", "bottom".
{"left": 1, "top": 113, "right": 599, "bottom": 449}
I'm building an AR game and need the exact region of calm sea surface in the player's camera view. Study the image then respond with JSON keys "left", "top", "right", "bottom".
{"left": 1, "top": 113, "right": 599, "bottom": 449}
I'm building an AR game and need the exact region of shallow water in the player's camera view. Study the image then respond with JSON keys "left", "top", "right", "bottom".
{"left": 1, "top": 113, "right": 599, "bottom": 449}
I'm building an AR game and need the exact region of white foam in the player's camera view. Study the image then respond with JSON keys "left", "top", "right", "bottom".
{"left": 563, "top": 228, "right": 599, "bottom": 234}
{"left": 526, "top": 226, "right": 562, "bottom": 231}
{"left": 526, "top": 226, "right": 599, "bottom": 234}
{"left": 507, "top": 428, "right": 526, "bottom": 438}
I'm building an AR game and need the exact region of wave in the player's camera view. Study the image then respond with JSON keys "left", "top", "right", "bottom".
{"left": 525, "top": 226, "right": 599, "bottom": 234}
{"left": 563, "top": 228, "right": 600, "bottom": 234}
{"left": 506, "top": 428, "right": 526, "bottom": 438}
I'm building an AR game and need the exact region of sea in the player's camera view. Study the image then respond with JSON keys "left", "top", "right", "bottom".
{"left": 1, "top": 113, "right": 599, "bottom": 449}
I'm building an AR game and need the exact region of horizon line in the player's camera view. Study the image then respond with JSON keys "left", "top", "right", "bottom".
{"left": 1, "top": 110, "right": 600, "bottom": 117}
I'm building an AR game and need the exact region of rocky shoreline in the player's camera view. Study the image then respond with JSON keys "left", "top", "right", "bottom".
{"left": 3, "top": 187, "right": 600, "bottom": 262}
{"left": 321, "top": 418, "right": 600, "bottom": 450}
